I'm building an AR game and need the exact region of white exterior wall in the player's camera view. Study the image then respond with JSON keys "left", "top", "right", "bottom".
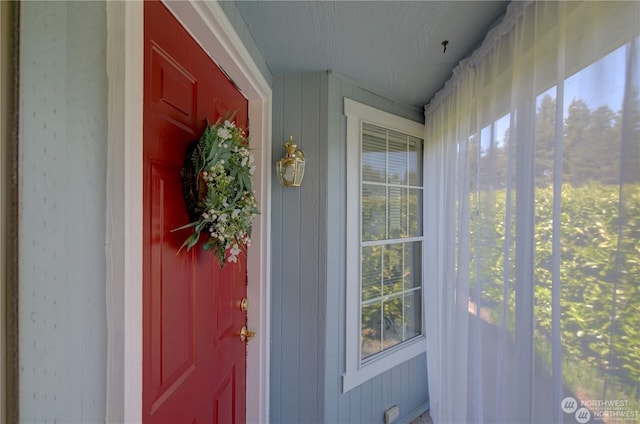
{"left": 20, "top": 2, "right": 108, "bottom": 422}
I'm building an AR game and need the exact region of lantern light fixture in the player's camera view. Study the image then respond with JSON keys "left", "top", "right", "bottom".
{"left": 277, "top": 135, "right": 305, "bottom": 187}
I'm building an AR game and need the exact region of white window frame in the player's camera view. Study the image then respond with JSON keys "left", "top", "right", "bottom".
{"left": 343, "top": 98, "right": 427, "bottom": 393}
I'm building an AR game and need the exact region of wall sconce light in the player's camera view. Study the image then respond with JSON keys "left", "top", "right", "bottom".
{"left": 277, "top": 136, "right": 305, "bottom": 187}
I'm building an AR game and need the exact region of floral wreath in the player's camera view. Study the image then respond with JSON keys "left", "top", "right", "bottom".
{"left": 174, "top": 117, "right": 259, "bottom": 265}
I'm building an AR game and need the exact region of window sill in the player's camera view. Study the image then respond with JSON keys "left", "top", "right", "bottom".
{"left": 342, "top": 335, "right": 426, "bottom": 393}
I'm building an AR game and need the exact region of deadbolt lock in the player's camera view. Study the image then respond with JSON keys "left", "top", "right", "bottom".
{"left": 240, "top": 297, "right": 249, "bottom": 312}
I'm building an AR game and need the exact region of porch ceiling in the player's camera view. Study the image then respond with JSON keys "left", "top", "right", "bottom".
{"left": 235, "top": 0, "right": 508, "bottom": 108}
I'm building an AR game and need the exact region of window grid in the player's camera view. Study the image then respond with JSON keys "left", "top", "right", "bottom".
{"left": 360, "top": 122, "right": 424, "bottom": 362}
{"left": 343, "top": 97, "right": 426, "bottom": 392}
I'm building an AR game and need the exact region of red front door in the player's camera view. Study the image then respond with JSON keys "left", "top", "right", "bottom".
{"left": 143, "top": 2, "right": 248, "bottom": 422}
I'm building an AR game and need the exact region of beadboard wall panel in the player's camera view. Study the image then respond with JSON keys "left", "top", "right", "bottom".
{"left": 271, "top": 71, "right": 428, "bottom": 423}
{"left": 324, "top": 73, "right": 428, "bottom": 424}
{"left": 270, "top": 72, "right": 328, "bottom": 423}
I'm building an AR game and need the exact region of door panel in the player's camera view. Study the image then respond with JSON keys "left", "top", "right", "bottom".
{"left": 143, "top": 2, "right": 248, "bottom": 422}
{"left": 150, "top": 160, "right": 196, "bottom": 395}
{"left": 213, "top": 368, "right": 236, "bottom": 423}
{"left": 150, "top": 44, "right": 198, "bottom": 132}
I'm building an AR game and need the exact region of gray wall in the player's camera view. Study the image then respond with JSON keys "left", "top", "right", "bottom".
{"left": 20, "top": 2, "right": 108, "bottom": 422}
{"left": 271, "top": 72, "right": 329, "bottom": 423}
{"left": 271, "top": 71, "right": 429, "bottom": 423}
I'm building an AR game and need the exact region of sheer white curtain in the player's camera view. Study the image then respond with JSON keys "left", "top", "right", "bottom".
{"left": 424, "top": 2, "right": 640, "bottom": 423}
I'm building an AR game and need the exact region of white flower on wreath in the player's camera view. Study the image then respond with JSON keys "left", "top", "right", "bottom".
{"left": 228, "top": 243, "right": 242, "bottom": 263}
{"left": 217, "top": 127, "right": 231, "bottom": 140}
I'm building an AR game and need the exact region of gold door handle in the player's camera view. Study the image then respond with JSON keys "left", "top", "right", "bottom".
{"left": 239, "top": 325, "right": 256, "bottom": 343}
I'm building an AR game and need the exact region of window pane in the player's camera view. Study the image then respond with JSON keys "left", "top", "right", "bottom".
{"left": 408, "top": 136, "right": 423, "bottom": 186}
{"left": 557, "top": 45, "right": 640, "bottom": 410}
{"left": 388, "top": 187, "right": 407, "bottom": 238}
{"left": 408, "top": 188, "right": 423, "bottom": 237}
{"left": 362, "top": 184, "right": 386, "bottom": 241}
{"left": 362, "top": 124, "right": 387, "bottom": 183}
{"left": 362, "top": 246, "right": 382, "bottom": 302}
{"left": 388, "top": 130, "right": 407, "bottom": 184}
{"left": 382, "top": 296, "right": 403, "bottom": 350}
{"left": 383, "top": 243, "right": 404, "bottom": 296}
{"left": 361, "top": 302, "right": 382, "bottom": 360}
{"left": 404, "top": 241, "right": 422, "bottom": 290}
{"left": 404, "top": 290, "right": 422, "bottom": 339}
{"left": 357, "top": 112, "right": 424, "bottom": 365}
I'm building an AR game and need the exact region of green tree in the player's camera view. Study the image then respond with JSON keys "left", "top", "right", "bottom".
{"left": 468, "top": 94, "right": 640, "bottom": 403}
{"left": 563, "top": 98, "right": 591, "bottom": 183}
{"left": 535, "top": 94, "right": 557, "bottom": 187}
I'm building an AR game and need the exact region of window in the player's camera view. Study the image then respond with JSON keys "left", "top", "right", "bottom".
{"left": 423, "top": 2, "right": 640, "bottom": 421}
{"left": 343, "top": 98, "right": 426, "bottom": 392}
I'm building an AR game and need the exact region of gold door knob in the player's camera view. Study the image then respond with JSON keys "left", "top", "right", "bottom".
{"left": 239, "top": 325, "right": 256, "bottom": 343}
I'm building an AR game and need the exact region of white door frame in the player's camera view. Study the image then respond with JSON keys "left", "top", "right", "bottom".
{"left": 105, "top": 1, "right": 272, "bottom": 422}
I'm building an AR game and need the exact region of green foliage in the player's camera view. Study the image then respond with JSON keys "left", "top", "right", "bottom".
{"left": 467, "top": 92, "right": 640, "bottom": 403}
{"left": 173, "top": 119, "right": 259, "bottom": 265}
{"left": 471, "top": 181, "right": 640, "bottom": 402}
